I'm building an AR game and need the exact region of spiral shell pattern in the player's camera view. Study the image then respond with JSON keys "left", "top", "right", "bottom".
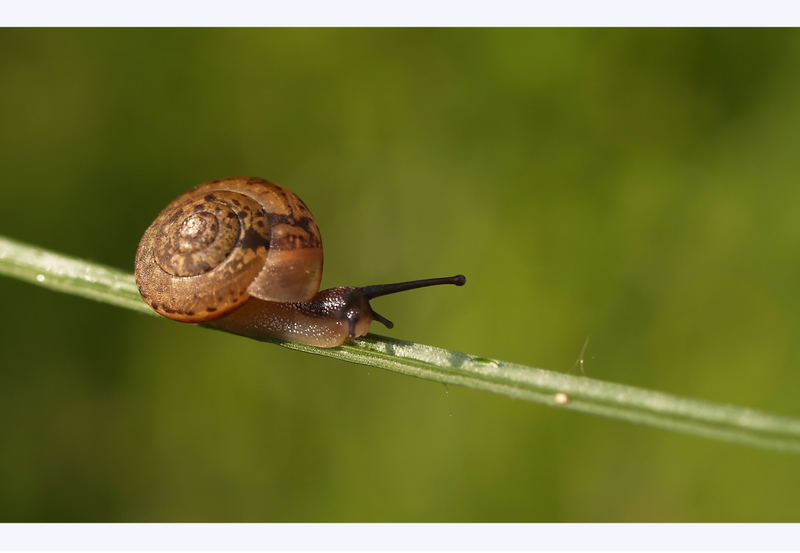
{"left": 135, "top": 177, "right": 323, "bottom": 322}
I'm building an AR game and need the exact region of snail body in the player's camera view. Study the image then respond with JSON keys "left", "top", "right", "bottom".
{"left": 135, "top": 177, "right": 465, "bottom": 347}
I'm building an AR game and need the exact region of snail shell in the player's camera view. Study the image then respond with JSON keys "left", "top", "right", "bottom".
{"left": 135, "top": 177, "right": 323, "bottom": 322}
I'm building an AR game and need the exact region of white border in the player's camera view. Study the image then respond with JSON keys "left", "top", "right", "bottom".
{"left": 2, "top": 4, "right": 799, "bottom": 553}
{"left": 0, "top": 523, "right": 799, "bottom": 550}
{"left": 3, "top": 0, "right": 800, "bottom": 26}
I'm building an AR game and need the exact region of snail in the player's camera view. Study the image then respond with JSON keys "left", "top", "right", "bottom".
{"left": 134, "top": 177, "right": 465, "bottom": 347}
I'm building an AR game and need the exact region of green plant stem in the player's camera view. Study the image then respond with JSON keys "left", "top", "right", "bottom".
{"left": 2, "top": 234, "right": 800, "bottom": 454}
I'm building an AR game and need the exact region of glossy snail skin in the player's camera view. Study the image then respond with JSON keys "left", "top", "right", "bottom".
{"left": 210, "top": 277, "right": 466, "bottom": 348}
{"left": 209, "top": 292, "right": 374, "bottom": 348}
{"left": 135, "top": 177, "right": 465, "bottom": 347}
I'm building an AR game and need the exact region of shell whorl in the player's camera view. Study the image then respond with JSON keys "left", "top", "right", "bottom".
{"left": 134, "top": 177, "right": 323, "bottom": 322}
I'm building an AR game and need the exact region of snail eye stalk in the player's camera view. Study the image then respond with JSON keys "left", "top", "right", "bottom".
{"left": 358, "top": 274, "right": 466, "bottom": 331}
{"left": 360, "top": 275, "right": 466, "bottom": 300}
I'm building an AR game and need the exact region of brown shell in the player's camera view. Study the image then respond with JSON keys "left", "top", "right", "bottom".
{"left": 134, "top": 177, "right": 323, "bottom": 322}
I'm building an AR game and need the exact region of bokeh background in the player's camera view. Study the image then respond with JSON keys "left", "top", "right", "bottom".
{"left": 1, "top": 28, "right": 800, "bottom": 521}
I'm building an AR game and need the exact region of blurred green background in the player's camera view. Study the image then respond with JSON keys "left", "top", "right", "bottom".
{"left": 1, "top": 28, "right": 800, "bottom": 521}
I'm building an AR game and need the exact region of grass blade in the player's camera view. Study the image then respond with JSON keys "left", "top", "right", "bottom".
{"left": 2, "top": 234, "right": 800, "bottom": 454}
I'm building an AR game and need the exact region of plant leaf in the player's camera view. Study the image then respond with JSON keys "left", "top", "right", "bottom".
{"left": 2, "top": 234, "right": 800, "bottom": 454}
